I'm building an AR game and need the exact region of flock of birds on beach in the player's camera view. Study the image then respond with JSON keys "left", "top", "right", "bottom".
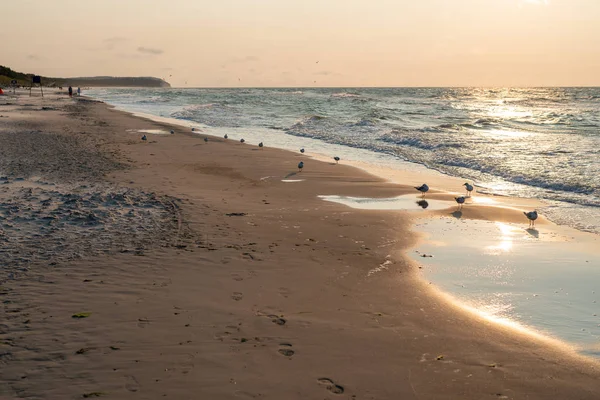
{"left": 141, "top": 129, "right": 537, "bottom": 228}
{"left": 141, "top": 128, "right": 342, "bottom": 171}
{"left": 415, "top": 182, "right": 539, "bottom": 227}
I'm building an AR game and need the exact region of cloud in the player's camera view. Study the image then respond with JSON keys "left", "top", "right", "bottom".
{"left": 229, "top": 55, "right": 259, "bottom": 64}
{"left": 86, "top": 37, "right": 128, "bottom": 52}
{"left": 314, "top": 70, "right": 342, "bottom": 77}
{"left": 137, "top": 47, "right": 164, "bottom": 55}
{"left": 104, "top": 37, "right": 127, "bottom": 44}
{"left": 103, "top": 37, "right": 127, "bottom": 50}
{"left": 27, "top": 54, "right": 41, "bottom": 60}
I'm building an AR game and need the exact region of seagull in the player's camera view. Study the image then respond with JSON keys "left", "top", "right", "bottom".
{"left": 141, "top": 135, "right": 147, "bottom": 141}
{"left": 240, "top": 138, "right": 245, "bottom": 143}
{"left": 300, "top": 148, "right": 305, "bottom": 153}
{"left": 258, "top": 142, "right": 263, "bottom": 148}
{"left": 170, "top": 130, "right": 174, "bottom": 134}
{"left": 415, "top": 183, "right": 429, "bottom": 197}
{"left": 464, "top": 182, "right": 474, "bottom": 197}
{"left": 224, "top": 134, "right": 228, "bottom": 139}
{"left": 204, "top": 137, "right": 208, "bottom": 143}
{"left": 298, "top": 161, "right": 304, "bottom": 172}
{"left": 455, "top": 196, "right": 466, "bottom": 210}
{"left": 334, "top": 156, "right": 340, "bottom": 164}
{"left": 524, "top": 210, "right": 538, "bottom": 228}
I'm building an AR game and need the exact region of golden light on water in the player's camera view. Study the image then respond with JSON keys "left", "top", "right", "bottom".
{"left": 433, "top": 289, "right": 558, "bottom": 345}
{"left": 482, "top": 129, "right": 532, "bottom": 138}
{"left": 497, "top": 222, "right": 517, "bottom": 236}
{"left": 470, "top": 196, "right": 498, "bottom": 205}
{"left": 485, "top": 222, "right": 518, "bottom": 254}
{"left": 487, "top": 240, "right": 513, "bottom": 253}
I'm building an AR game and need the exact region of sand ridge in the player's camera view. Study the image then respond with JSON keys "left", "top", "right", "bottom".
{"left": 0, "top": 92, "right": 599, "bottom": 399}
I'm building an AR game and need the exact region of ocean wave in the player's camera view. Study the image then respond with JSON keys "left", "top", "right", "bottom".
{"left": 351, "top": 118, "right": 377, "bottom": 127}
{"left": 169, "top": 103, "right": 243, "bottom": 127}
{"left": 331, "top": 92, "right": 361, "bottom": 98}
{"left": 136, "top": 96, "right": 172, "bottom": 104}
{"left": 439, "top": 158, "right": 598, "bottom": 197}
{"left": 473, "top": 118, "right": 501, "bottom": 126}
{"left": 274, "top": 90, "right": 304, "bottom": 95}
{"left": 286, "top": 115, "right": 330, "bottom": 135}
{"left": 379, "top": 133, "right": 464, "bottom": 150}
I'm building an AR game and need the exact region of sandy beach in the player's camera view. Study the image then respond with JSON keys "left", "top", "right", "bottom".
{"left": 1, "top": 92, "right": 599, "bottom": 399}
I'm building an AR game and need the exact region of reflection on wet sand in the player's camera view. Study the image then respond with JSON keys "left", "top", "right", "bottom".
{"left": 413, "top": 217, "right": 600, "bottom": 357}
{"left": 319, "top": 194, "right": 453, "bottom": 211}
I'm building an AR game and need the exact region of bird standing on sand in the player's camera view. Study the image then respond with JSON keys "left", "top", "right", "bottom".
{"left": 240, "top": 138, "right": 245, "bottom": 143}
{"left": 204, "top": 137, "right": 208, "bottom": 143}
{"left": 224, "top": 134, "right": 228, "bottom": 139}
{"left": 455, "top": 196, "right": 466, "bottom": 210}
{"left": 464, "top": 182, "right": 474, "bottom": 197}
{"left": 300, "top": 148, "right": 305, "bottom": 153}
{"left": 415, "top": 184, "right": 429, "bottom": 197}
{"left": 524, "top": 210, "right": 538, "bottom": 228}
{"left": 334, "top": 156, "right": 340, "bottom": 164}
{"left": 259, "top": 142, "right": 264, "bottom": 148}
{"left": 141, "top": 135, "right": 147, "bottom": 141}
{"left": 191, "top": 128, "right": 196, "bottom": 132}
{"left": 298, "top": 161, "right": 304, "bottom": 172}
{"left": 170, "top": 130, "right": 174, "bottom": 134}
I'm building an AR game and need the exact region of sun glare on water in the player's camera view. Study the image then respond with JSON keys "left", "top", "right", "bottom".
{"left": 484, "top": 222, "right": 519, "bottom": 254}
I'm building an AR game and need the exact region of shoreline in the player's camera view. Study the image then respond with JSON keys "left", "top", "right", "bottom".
{"left": 97, "top": 95, "right": 600, "bottom": 352}
{"left": 85, "top": 94, "right": 600, "bottom": 357}
{"left": 1, "top": 92, "right": 599, "bottom": 398}
{"left": 87, "top": 91, "right": 594, "bottom": 235}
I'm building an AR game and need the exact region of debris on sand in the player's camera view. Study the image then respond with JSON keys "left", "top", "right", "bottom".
{"left": 226, "top": 212, "right": 247, "bottom": 217}
{"left": 72, "top": 312, "right": 92, "bottom": 319}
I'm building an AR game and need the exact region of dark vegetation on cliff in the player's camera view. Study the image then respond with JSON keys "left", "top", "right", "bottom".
{"left": 0, "top": 65, "right": 170, "bottom": 88}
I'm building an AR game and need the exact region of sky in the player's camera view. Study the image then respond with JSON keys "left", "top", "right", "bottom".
{"left": 1, "top": 0, "right": 599, "bottom": 87}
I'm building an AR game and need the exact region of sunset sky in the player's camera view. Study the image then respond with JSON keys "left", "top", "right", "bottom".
{"left": 2, "top": 0, "right": 599, "bottom": 87}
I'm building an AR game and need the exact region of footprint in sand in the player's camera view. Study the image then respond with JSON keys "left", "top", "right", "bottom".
{"left": 214, "top": 325, "right": 241, "bottom": 341}
{"left": 268, "top": 315, "right": 287, "bottom": 325}
{"left": 231, "top": 273, "right": 244, "bottom": 281}
{"left": 278, "top": 287, "right": 291, "bottom": 298}
{"left": 278, "top": 343, "right": 295, "bottom": 357}
{"left": 231, "top": 292, "right": 243, "bottom": 301}
{"left": 317, "top": 378, "right": 344, "bottom": 394}
{"left": 125, "top": 375, "right": 141, "bottom": 392}
{"left": 137, "top": 318, "right": 150, "bottom": 328}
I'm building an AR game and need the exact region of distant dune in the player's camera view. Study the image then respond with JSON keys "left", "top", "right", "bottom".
{"left": 0, "top": 65, "right": 170, "bottom": 88}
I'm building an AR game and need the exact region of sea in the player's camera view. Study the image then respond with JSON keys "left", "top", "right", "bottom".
{"left": 87, "top": 87, "right": 600, "bottom": 355}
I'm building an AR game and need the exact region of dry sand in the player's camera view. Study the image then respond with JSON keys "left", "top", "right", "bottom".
{"left": 0, "top": 91, "right": 599, "bottom": 399}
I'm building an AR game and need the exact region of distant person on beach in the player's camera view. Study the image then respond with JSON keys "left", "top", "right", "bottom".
{"left": 77, "top": 87, "right": 81, "bottom": 96}
{"left": 68, "top": 86, "right": 73, "bottom": 97}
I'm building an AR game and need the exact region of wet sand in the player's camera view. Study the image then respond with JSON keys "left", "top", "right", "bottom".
{"left": 1, "top": 91, "right": 599, "bottom": 399}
